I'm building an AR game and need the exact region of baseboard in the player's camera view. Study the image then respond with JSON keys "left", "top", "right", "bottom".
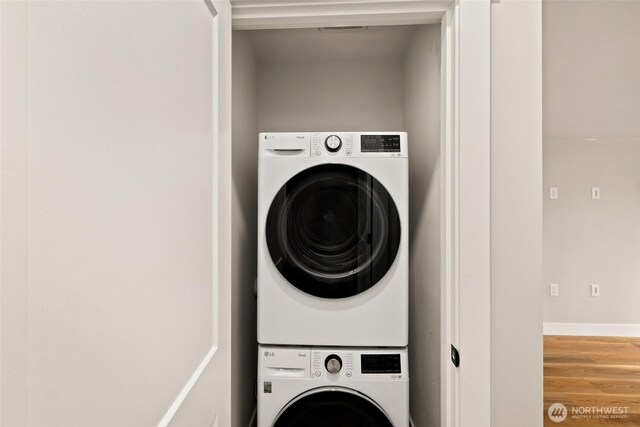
{"left": 157, "top": 345, "right": 218, "bottom": 427}
{"left": 543, "top": 322, "right": 640, "bottom": 337}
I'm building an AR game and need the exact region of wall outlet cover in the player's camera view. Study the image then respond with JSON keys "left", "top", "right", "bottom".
{"left": 550, "top": 187, "right": 558, "bottom": 200}
{"left": 550, "top": 283, "right": 559, "bottom": 297}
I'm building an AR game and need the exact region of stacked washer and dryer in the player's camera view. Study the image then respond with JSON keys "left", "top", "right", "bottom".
{"left": 257, "top": 132, "right": 409, "bottom": 426}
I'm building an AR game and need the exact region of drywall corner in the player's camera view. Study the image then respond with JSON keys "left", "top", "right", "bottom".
{"left": 404, "top": 23, "right": 442, "bottom": 427}
{"left": 231, "top": 30, "right": 259, "bottom": 427}
{"left": 490, "top": 1, "right": 543, "bottom": 426}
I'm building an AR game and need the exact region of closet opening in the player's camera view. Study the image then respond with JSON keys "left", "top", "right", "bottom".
{"left": 231, "top": 23, "right": 442, "bottom": 426}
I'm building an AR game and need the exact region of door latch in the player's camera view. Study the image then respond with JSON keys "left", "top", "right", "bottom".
{"left": 451, "top": 345, "right": 460, "bottom": 367}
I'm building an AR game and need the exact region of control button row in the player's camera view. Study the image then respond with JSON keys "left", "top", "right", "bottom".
{"left": 313, "top": 370, "right": 353, "bottom": 377}
{"left": 313, "top": 150, "right": 352, "bottom": 156}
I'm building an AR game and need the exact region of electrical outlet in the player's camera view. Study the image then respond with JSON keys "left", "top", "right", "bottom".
{"left": 550, "top": 187, "right": 558, "bottom": 200}
{"left": 591, "top": 284, "right": 600, "bottom": 297}
{"left": 592, "top": 187, "right": 601, "bottom": 199}
{"left": 550, "top": 283, "right": 559, "bottom": 297}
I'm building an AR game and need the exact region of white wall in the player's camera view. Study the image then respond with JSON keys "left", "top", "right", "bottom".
{"left": 1, "top": 1, "right": 229, "bottom": 426}
{"left": 543, "top": 1, "right": 640, "bottom": 140}
{"left": 231, "top": 30, "right": 259, "bottom": 427}
{"left": 544, "top": 139, "right": 640, "bottom": 325}
{"left": 249, "top": 26, "right": 409, "bottom": 133}
{"left": 490, "top": 1, "right": 543, "bottom": 426}
{"left": 403, "top": 24, "right": 441, "bottom": 427}
{"left": 257, "top": 62, "right": 404, "bottom": 132}
{"left": 543, "top": 1, "right": 640, "bottom": 331}
{"left": 1, "top": 3, "right": 30, "bottom": 424}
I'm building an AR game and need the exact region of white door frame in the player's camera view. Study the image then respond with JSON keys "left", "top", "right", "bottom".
{"left": 441, "top": 2, "right": 491, "bottom": 427}
{"left": 229, "top": 1, "right": 492, "bottom": 427}
{"left": 441, "top": 7, "right": 460, "bottom": 427}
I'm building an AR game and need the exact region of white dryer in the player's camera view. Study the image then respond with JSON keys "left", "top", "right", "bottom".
{"left": 258, "top": 345, "right": 409, "bottom": 427}
{"left": 257, "top": 132, "right": 408, "bottom": 347}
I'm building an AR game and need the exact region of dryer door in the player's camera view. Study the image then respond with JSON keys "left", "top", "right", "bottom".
{"left": 273, "top": 387, "right": 393, "bottom": 427}
{"left": 266, "top": 164, "right": 401, "bottom": 299}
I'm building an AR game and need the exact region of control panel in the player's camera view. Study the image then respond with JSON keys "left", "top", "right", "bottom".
{"left": 258, "top": 346, "right": 408, "bottom": 381}
{"left": 259, "top": 132, "right": 407, "bottom": 158}
{"left": 312, "top": 133, "right": 355, "bottom": 157}
{"left": 311, "top": 132, "right": 406, "bottom": 158}
{"left": 312, "top": 350, "right": 354, "bottom": 379}
{"left": 310, "top": 348, "right": 406, "bottom": 380}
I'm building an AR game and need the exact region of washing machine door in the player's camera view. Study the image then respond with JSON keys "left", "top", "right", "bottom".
{"left": 266, "top": 164, "right": 401, "bottom": 299}
{"left": 273, "top": 387, "right": 393, "bottom": 427}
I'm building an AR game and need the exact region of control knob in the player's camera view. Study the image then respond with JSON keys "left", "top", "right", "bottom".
{"left": 325, "top": 354, "right": 343, "bottom": 374}
{"left": 325, "top": 135, "right": 342, "bottom": 152}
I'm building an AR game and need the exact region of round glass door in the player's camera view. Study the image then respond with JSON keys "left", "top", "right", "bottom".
{"left": 274, "top": 388, "right": 392, "bottom": 427}
{"left": 266, "top": 164, "right": 401, "bottom": 299}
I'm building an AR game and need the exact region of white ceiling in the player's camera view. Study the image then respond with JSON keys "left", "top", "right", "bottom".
{"left": 543, "top": 1, "right": 640, "bottom": 140}
{"left": 242, "top": 25, "right": 418, "bottom": 64}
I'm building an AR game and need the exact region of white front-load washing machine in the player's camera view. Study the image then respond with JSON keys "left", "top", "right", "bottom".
{"left": 257, "top": 132, "right": 409, "bottom": 347}
{"left": 258, "top": 345, "right": 409, "bottom": 427}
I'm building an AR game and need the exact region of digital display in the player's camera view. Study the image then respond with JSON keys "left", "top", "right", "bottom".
{"left": 361, "top": 135, "right": 401, "bottom": 152}
{"left": 361, "top": 354, "right": 401, "bottom": 374}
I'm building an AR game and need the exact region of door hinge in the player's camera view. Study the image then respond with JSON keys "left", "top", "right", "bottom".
{"left": 451, "top": 344, "right": 460, "bottom": 367}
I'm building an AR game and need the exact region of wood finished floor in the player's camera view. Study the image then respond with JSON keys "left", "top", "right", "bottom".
{"left": 544, "top": 336, "right": 640, "bottom": 426}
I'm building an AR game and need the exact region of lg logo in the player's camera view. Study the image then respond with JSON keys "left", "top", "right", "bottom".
{"left": 548, "top": 403, "right": 567, "bottom": 423}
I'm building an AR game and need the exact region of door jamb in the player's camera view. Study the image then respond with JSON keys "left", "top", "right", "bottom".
{"left": 229, "top": 2, "right": 492, "bottom": 427}
{"left": 441, "top": 2, "right": 492, "bottom": 427}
